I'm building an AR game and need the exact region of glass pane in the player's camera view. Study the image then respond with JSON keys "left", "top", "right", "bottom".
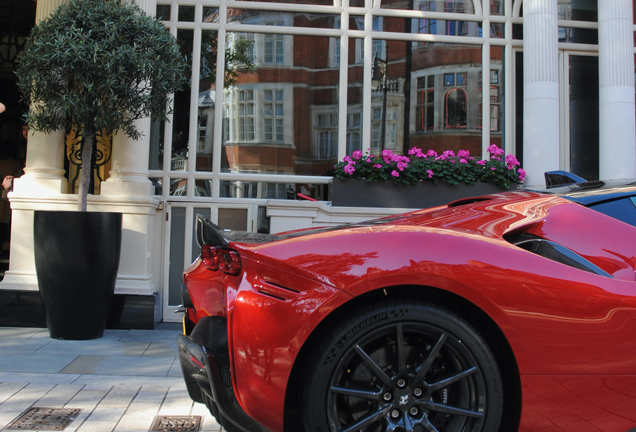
{"left": 169, "top": 178, "right": 188, "bottom": 196}
{"left": 178, "top": 6, "right": 195, "bottom": 22}
{"left": 192, "top": 208, "right": 211, "bottom": 258}
{"left": 491, "top": 23, "right": 504, "bottom": 38}
{"left": 513, "top": 24, "right": 523, "bottom": 40}
{"left": 197, "top": 30, "right": 219, "bottom": 172}
{"left": 558, "top": 27, "right": 598, "bottom": 44}
{"left": 168, "top": 207, "right": 186, "bottom": 306}
{"left": 148, "top": 118, "right": 164, "bottom": 170}
{"left": 172, "top": 30, "right": 193, "bottom": 171}
{"left": 149, "top": 177, "right": 162, "bottom": 195}
{"left": 381, "top": 0, "right": 476, "bottom": 13}
{"left": 194, "top": 180, "right": 213, "bottom": 197}
{"left": 490, "top": 0, "right": 504, "bottom": 15}
{"left": 570, "top": 55, "right": 599, "bottom": 181}
{"left": 348, "top": 38, "right": 364, "bottom": 155}
{"left": 558, "top": 0, "right": 597, "bottom": 22}
{"left": 218, "top": 208, "right": 248, "bottom": 231}
{"left": 223, "top": 33, "right": 339, "bottom": 176}
{"left": 156, "top": 5, "right": 171, "bottom": 21}
{"left": 227, "top": 10, "right": 340, "bottom": 29}
{"left": 490, "top": 46, "right": 504, "bottom": 137}
{"left": 203, "top": 8, "right": 219, "bottom": 23}
{"left": 410, "top": 42, "right": 483, "bottom": 157}
{"left": 220, "top": 180, "right": 329, "bottom": 200}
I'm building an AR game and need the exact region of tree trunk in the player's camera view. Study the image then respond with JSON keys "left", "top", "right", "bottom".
{"left": 78, "top": 125, "right": 95, "bottom": 212}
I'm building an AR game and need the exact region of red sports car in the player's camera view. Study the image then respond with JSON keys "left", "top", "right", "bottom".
{"left": 178, "top": 178, "right": 636, "bottom": 432}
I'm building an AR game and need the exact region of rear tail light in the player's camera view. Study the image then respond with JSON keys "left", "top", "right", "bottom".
{"left": 201, "top": 245, "right": 242, "bottom": 275}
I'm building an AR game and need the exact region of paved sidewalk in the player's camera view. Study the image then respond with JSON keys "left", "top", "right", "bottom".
{"left": 0, "top": 324, "right": 223, "bottom": 432}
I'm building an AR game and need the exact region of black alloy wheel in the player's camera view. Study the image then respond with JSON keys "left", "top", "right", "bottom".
{"left": 301, "top": 301, "right": 503, "bottom": 432}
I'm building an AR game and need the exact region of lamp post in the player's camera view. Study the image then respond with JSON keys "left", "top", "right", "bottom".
{"left": 373, "top": 52, "right": 388, "bottom": 152}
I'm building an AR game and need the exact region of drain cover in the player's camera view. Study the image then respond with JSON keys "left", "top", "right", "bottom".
{"left": 6, "top": 407, "right": 81, "bottom": 430}
{"left": 150, "top": 416, "right": 202, "bottom": 432}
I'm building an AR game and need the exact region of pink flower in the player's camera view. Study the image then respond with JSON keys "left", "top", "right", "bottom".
{"left": 459, "top": 158, "right": 468, "bottom": 164}
{"left": 457, "top": 149, "right": 470, "bottom": 158}
{"left": 344, "top": 164, "right": 356, "bottom": 175}
{"left": 382, "top": 149, "right": 394, "bottom": 164}
{"left": 426, "top": 150, "right": 438, "bottom": 158}
{"left": 476, "top": 160, "right": 486, "bottom": 166}
{"left": 518, "top": 168, "right": 526, "bottom": 181}
{"left": 426, "top": 169, "right": 434, "bottom": 178}
{"left": 450, "top": 160, "right": 456, "bottom": 164}
{"left": 366, "top": 157, "right": 373, "bottom": 162}
{"left": 505, "top": 154, "right": 520, "bottom": 168}
{"left": 343, "top": 156, "right": 352, "bottom": 163}
{"left": 488, "top": 144, "right": 505, "bottom": 158}
{"left": 352, "top": 150, "right": 363, "bottom": 160}
{"left": 374, "top": 164, "right": 382, "bottom": 169}
{"left": 397, "top": 161, "right": 409, "bottom": 171}
{"left": 408, "top": 147, "right": 426, "bottom": 158}
{"left": 391, "top": 170, "right": 400, "bottom": 177}
{"left": 491, "top": 167, "right": 497, "bottom": 171}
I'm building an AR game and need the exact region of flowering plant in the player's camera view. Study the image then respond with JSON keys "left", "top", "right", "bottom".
{"left": 333, "top": 144, "right": 525, "bottom": 188}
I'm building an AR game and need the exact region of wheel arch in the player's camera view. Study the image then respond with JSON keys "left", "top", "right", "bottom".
{"left": 283, "top": 284, "right": 522, "bottom": 432}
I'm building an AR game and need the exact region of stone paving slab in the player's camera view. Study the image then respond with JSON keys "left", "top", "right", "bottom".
{"left": 0, "top": 326, "right": 223, "bottom": 432}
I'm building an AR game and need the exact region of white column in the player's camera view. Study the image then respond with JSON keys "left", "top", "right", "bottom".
{"left": 523, "top": 0, "right": 560, "bottom": 188}
{"left": 101, "top": 118, "right": 154, "bottom": 197}
{"left": 598, "top": 0, "right": 636, "bottom": 180}
{"left": 18, "top": 0, "right": 68, "bottom": 194}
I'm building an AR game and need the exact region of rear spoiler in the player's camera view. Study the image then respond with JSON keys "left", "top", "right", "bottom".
{"left": 195, "top": 215, "right": 282, "bottom": 248}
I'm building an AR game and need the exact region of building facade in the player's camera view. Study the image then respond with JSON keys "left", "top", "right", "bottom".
{"left": 1, "top": 0, "right": 635, "bottom": 324}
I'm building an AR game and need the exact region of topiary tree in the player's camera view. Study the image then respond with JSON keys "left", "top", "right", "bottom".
{"left": 16, "top": 0, "right": 186, "bottom": 211}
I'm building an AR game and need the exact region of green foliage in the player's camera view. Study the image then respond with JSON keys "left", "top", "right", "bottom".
{"left": 16, "top": 0, "right": 186, "bottom": 140}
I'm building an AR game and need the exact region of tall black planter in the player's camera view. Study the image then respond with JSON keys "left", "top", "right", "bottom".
{"left": 34, "top": 211, "right": 122, "bottom": 340}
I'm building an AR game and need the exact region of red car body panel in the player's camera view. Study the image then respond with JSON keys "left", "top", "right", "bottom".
{"left": 183, "top": 190, "right": 636, "bottom": 432}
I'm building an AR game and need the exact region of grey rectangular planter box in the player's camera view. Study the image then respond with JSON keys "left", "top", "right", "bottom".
{"left": 331, "top": 178, "right": 516, "bottom": 208}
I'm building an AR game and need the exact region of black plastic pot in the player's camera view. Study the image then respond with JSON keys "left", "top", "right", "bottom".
{"left": 34, "top": 211, "right": 122, "bottom": 340}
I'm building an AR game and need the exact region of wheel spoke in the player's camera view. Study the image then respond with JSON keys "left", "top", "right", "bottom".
{"left": 396, "top": 324, "right": 406, "bottom": 375}
{"left": 339, "top": 405, "right": 392, "bottom": 432}
{"left": 412, "top": 333, "right": 447, "bottom": 385}
{"left": 420, "top": 416, "right": 441, "bottom": 432}
{"left": 354, "top": 344, "right": 394, "bottom": 388}
{"left": 418, "top": 400, "right": 484, "bottom": 419}
{"left": 331, "top": 385, "right": 383, "bottom": 401}
{"left": 425, "top": 366, "right": 478, "bottom": 393}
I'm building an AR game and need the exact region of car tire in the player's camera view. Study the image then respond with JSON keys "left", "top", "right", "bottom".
{"left": 301, "top": 300, "right": 503, "bottom": 432}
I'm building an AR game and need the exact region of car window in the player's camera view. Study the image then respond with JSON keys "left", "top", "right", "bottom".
{"left": 588, "top": 197, "right": 636, "bottom": 227}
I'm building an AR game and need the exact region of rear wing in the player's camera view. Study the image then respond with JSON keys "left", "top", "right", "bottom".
{"left": 195, "top": 215, "right": 282, "bottom": 248}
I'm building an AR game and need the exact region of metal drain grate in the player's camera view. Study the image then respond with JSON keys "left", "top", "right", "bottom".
{"left": 6, "top": 407, "right": 81, "bottom": 431}
{"left": 149, "top": 416, "right": 202, "bottom": 432}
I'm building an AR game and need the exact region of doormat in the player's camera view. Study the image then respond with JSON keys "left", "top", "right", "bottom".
{"left": 5, "top": 407, "right": 81, "bottom": 430}
{"left": 149, "top": 415, "right": 202, "bottom": 432}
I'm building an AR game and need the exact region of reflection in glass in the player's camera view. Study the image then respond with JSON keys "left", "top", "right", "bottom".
{"left": 197, "top": 30, "right": 220, "bottom": 172}
{"left": 347, "top": 38, "right": 363, "bottom": 155}
{"left": 172, "top": 30, "right": 193, "bottom": 171}
{"left": 220, "top": 180, "right": 329, "bottom": 200}
{"left": 149, "top": 117, "right": 164, "bottom": 170}
{"left": 169, "top": 178, "right": 188, "bottom": 196}
{"left": 156, "top": 4, "right": 170, "bottom": 21}
{"left": 410, "top": 42, "right": 484, "bottom": 156}
{"left": 383, "top": 0, "right": 475, "bottom": 14}
{"left": 557, "top": 0, "right": 597, "bottom": 22}
{"left": 227, "top": 10, "right": 340, "bottom": 29}
{"left": 203, "top": 8, "right": 219, "bottom": 23}
{"left": 149, "top": 177, "right": 162, "bottom": 195}
{"left": 490, "top": 0, "right": 503, "bottom": 15}
{"left": 178, "top": 6, "right": 195, "bottom": 22}
{"left": 222, "top": 30, "right": 339, "bottom": 181}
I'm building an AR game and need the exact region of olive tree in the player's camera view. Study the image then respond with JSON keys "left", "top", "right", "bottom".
{"left": 17, "top": 0, "right": 185, "bottom": 211}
